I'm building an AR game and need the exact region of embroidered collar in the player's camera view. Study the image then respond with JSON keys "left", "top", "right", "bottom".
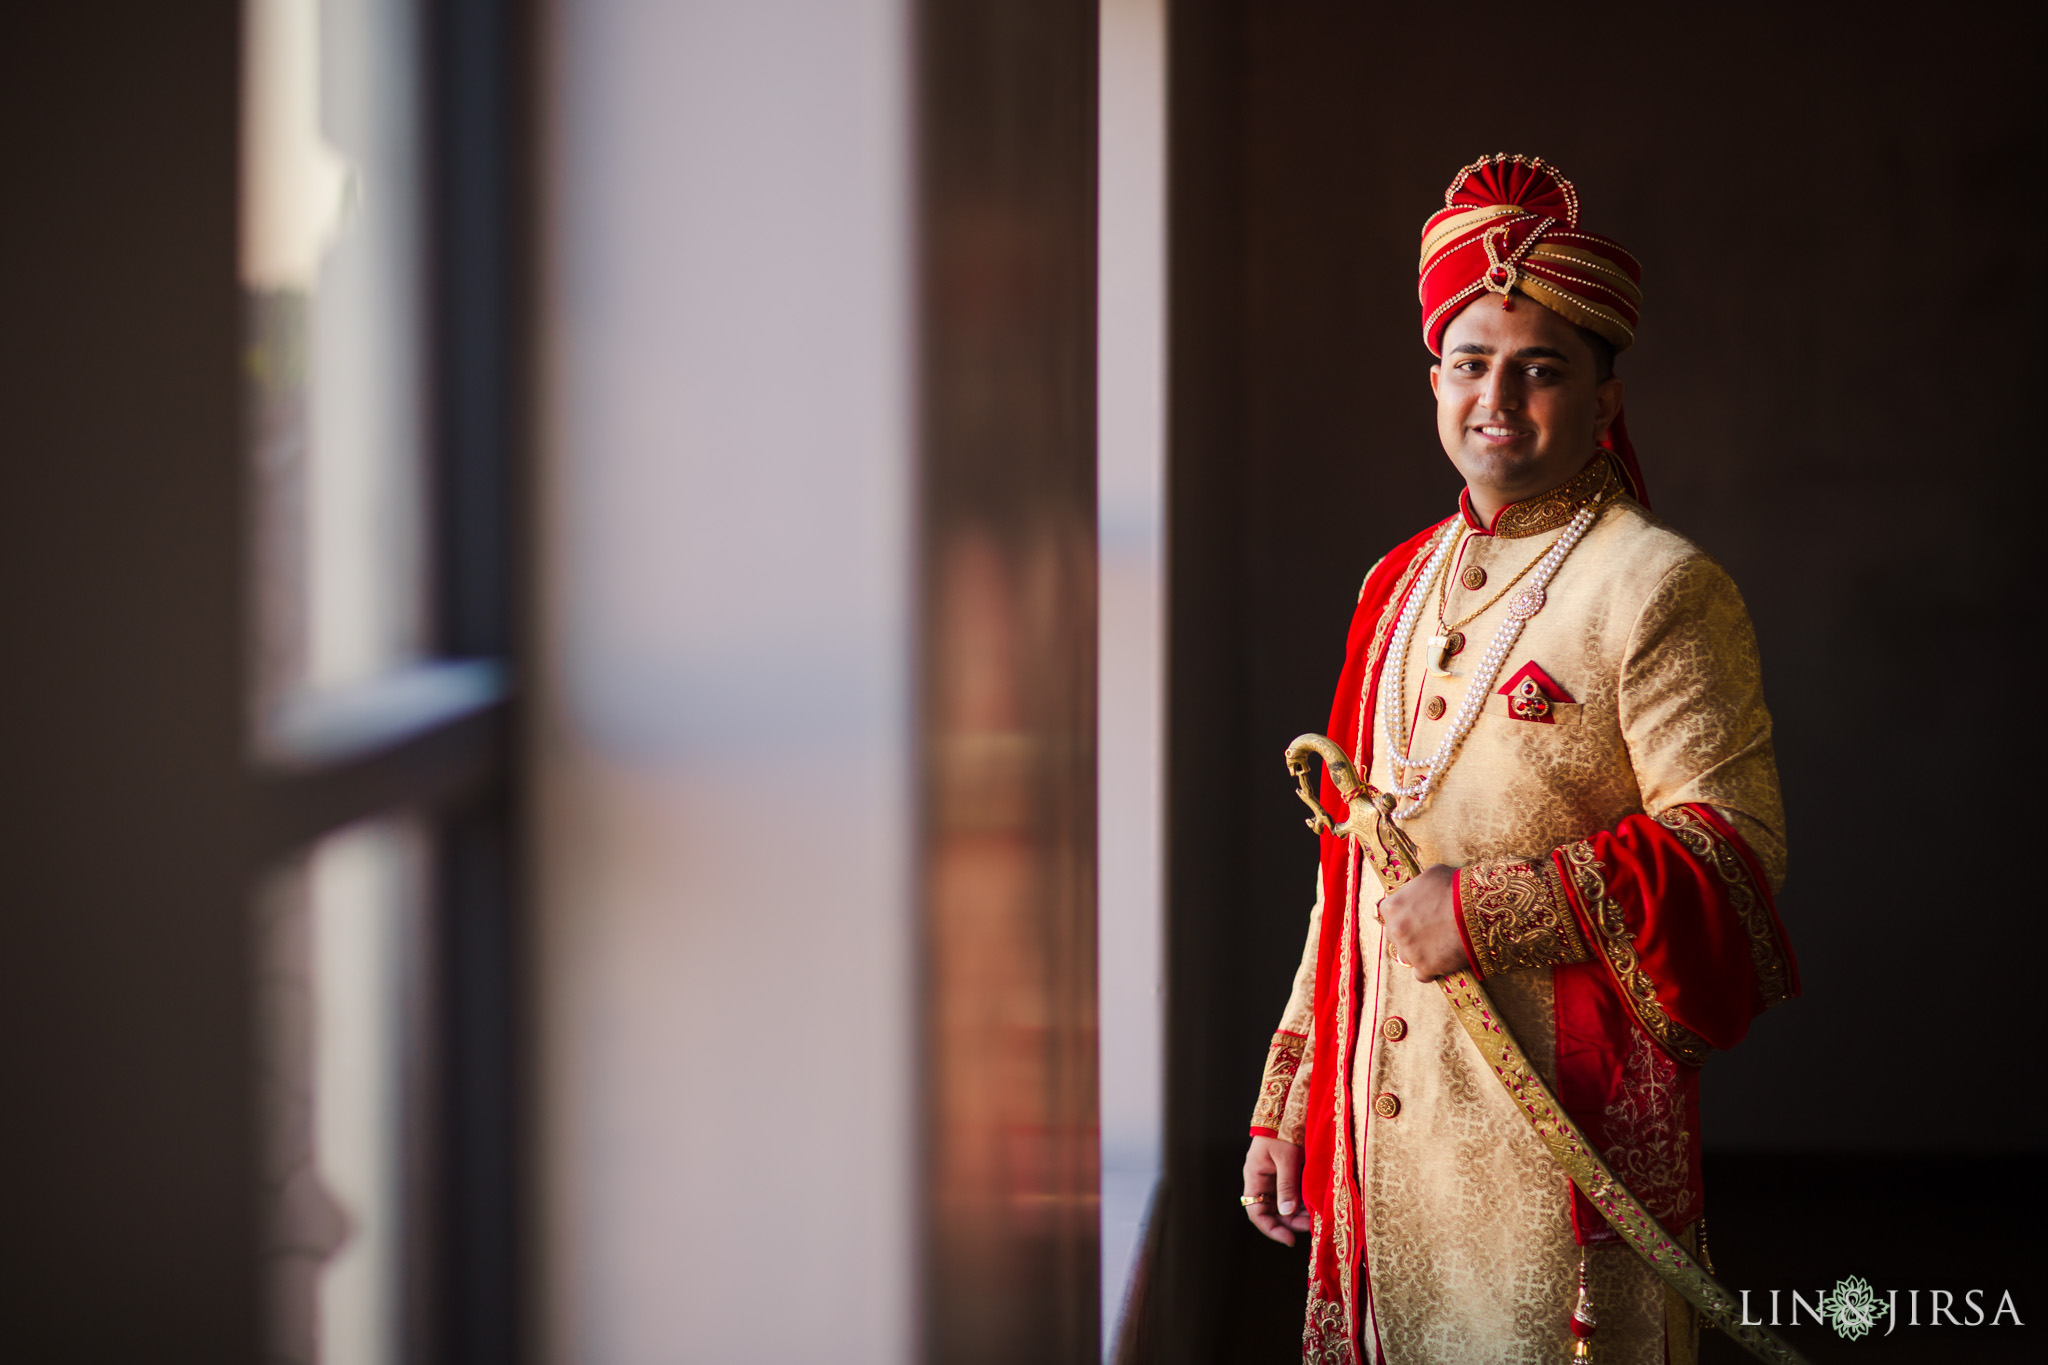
{"left": 1460, "top": 453, "right": 1622, "bottom": 538}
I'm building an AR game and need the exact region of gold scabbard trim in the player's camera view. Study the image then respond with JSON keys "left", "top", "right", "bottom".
{"left": 1458, "top": 856, "right": 1592, "bottom": 976}
{"left": 1562, "top": 838, "right": 1714, "bottom": 1066}
{"left": 1655, "top": 806, "right": 1795, "bottom": 1008}
{"left": 1435, "top": 969, "right": 1809, "bottom": 1364}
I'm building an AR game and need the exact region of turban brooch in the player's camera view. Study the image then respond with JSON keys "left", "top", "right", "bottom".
{"left": 1417, "top": 153, "right": 1642, "bottom": 359}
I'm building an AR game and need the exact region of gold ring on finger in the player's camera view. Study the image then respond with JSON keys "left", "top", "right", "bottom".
{"left": 1239, "top": 1193, "right": 1267, "bottom": 1207}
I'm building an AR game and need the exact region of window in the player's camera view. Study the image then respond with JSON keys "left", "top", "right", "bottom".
{"left": 240, "top": 0, "right": 523, "bottom": 1357}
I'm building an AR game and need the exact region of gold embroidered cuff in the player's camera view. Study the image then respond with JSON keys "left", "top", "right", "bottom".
{"left": 1457, "top": 855, "right": 1592, "bottom": 977}
{"left": 1250, "top": 1029, "right": 1308, "bottom": 1134}
{"left": 1276, "top": 1031, "right": 1314, "bottom": 1144}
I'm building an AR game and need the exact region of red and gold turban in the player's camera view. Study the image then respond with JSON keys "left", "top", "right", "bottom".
{"left": 1418, "top": 153, "right": 1649, "bottom": 503}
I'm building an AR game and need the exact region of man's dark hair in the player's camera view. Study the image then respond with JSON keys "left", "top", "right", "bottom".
{"left": 1573, "top": 324, "right": 1616, "bottom": 384}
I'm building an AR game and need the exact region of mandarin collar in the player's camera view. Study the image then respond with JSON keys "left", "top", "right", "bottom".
{"left": 1457, "top": 454, "right": 1621, "bottom": 539}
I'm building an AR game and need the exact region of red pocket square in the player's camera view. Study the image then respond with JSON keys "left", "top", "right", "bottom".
{"left": 1497, "top": 661, "right": 1574, "bottom": 723}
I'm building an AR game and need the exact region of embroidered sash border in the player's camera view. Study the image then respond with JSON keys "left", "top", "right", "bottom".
{"left": 1654, "top": 806, "right": 1795, "bottom": 1008}
{"left": 1559, "top": 839, "right": 1715, "bottom": 1065}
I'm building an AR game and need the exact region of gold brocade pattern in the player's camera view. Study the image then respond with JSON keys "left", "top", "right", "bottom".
{"left": 1253, "top": 1031, "right": 1309, "bottom": 1132}
{"left": 1490, "top": 453, "right": 1620, "bottom": 538}
{"left": 1655, "top": 806, "right": 1794, "bottom": 1008}
{"left": 1562, "top": 839, "right": 1713, "bottom": 1065}
{"left": 1602, "top": 1026, "right": 1691, "bottom": 1221}
{"left": 1457, "top": 856, "right": 1591, "bottom": 976}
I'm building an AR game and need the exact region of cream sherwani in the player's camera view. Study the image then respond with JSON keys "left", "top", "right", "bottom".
{"left": 1254, "top": 465, "right": 1786, "bottom": 1365}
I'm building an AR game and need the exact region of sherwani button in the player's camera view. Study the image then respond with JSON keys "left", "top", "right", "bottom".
{"left": 1424, "top": 696, "right": 1446, "bottom": 721}
{"left": 1373, "top": 1093, "right": 1402, "bottom": 1118}
{"left": 1461, "top": 565, "right": 1487, "bottom": 590}
{"left": 1383, "top": 1016, "right": 1408, "bottom": 1042}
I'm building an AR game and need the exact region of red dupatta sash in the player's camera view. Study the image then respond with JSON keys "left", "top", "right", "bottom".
{"left": 1300, "top": 522, "right": 1445, "bottom": 1362}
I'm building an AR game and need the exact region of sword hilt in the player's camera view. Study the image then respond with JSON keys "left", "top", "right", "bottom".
{"left": 1283, "top": 732, "right": 1423, "bottom": 883}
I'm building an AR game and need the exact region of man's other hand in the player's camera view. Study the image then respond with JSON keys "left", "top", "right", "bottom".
{"left": 1242, "top": 1135, "right": 1314, "bottom": 1246}
{"left": 1377, "top": 862, "right": 1469, "bottom": 982}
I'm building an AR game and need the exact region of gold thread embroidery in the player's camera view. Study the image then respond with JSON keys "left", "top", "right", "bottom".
{"left": 1278, "top": 1028, "right": 1315, "bottom": 1143}
{"left": 1250, "top": 1029, "right": 1308, "bottom": 1132}
{"left": 1303, "top": 1281, "right": 1356, "bottom": 1365}
{"left": 1602, "top": 1024, "right": 1692, "bottom": 1222}
{"left": 1654, "top": 806, "right": 1794, "bottom": 1008}
{"left": 1562, "top": 839, "right": 1713, "bottom": 1065}
{"left": 1489, "top": 450, "right": 1621, "bottom": 538}
{"left": 1457, "top": 856, "right": 1592, "bottom": 976}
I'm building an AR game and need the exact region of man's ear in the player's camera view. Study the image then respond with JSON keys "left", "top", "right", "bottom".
{"left": 1593, "top": 375, "right": 1624, "bottom": 437}
{"left": 1429, "top": 363, "right": 1442, "bottom": 400}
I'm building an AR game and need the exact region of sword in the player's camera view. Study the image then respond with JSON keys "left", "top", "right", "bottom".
{"left": 1284, "top": 732, "right": 1810, "bottom": 1365}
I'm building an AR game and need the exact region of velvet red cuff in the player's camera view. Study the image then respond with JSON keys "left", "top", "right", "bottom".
{"left": 1449, "top": 870, "right": 1486, "bottom": 980}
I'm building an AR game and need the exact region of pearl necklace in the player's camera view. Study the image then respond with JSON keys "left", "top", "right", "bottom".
{"left": 1379, "top": 503, "right": 1601, "bottom": 818}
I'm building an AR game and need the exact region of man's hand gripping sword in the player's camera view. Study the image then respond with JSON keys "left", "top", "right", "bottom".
{"left": 1282, "top": 732, "right": 1811, "bottom": 1365}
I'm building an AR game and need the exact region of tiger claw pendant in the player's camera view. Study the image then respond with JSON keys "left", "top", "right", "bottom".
{"left": 1426, "top": 631, "right": 1463, "bottom": 677}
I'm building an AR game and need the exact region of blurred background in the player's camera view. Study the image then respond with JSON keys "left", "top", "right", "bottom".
{"left": 1, "top": 2, "right": 2039, "bottom": 1363}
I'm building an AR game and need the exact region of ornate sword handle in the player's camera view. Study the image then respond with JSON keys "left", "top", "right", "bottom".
{"left": 1283, "top": 733, "right": 1424, "bottom": 881}
{"left": 1284, "top": 733, "right": 1361, "bottom": 836}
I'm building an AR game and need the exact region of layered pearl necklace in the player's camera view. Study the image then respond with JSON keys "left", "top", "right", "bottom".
{"left": 1378, "top": 503, "right": 1601, "bottom": 818}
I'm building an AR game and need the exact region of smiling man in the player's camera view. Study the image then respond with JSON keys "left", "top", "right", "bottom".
{"left": 1238, "top": 156, "right": 1801, "bottom": 1363}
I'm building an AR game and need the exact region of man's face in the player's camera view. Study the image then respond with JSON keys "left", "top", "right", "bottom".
{"left": 1429, "top": 295, "right": 1623, "bottom": 505}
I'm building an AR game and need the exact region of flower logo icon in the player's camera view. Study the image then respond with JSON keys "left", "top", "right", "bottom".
{"left": 1822, "top": 1275, "right": 1882, "bottom": 1341}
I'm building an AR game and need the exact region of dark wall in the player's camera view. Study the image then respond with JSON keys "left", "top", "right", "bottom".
{"left": 1162, "top": 1, "right": 2044, "bottom": 1357}
{"left": 0, "top": 6, "right": 256, "bottom": 1361}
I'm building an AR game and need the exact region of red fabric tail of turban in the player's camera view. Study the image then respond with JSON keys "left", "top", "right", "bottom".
{"left": 1418, "top": 153, "right": 1651, "bottom": 507}
{"left": 1601, "top": 407, "right": 1649, "bottom": 509}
